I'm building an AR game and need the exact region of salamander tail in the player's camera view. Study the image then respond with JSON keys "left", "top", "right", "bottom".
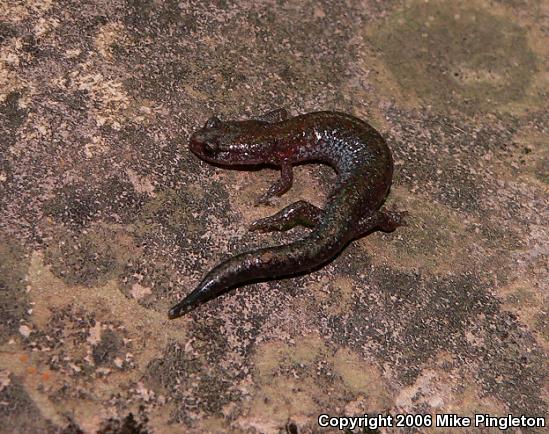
{"left": 167, "top": 231, "right": 344, "bottom": 319}
{"left": 168, "top": 300, "right": 194, "bottom": 319}
{"left": 168, "top": 275, "right": 229, "bottom": 319}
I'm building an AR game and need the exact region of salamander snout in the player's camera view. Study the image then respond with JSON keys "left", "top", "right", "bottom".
{"left": 189, "top": 131, "right": 217, "bottom": 156}
{"left": 188, "top": 117, "right": 272, "bottom": 165}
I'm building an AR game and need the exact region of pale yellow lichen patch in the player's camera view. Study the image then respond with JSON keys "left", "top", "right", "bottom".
{"left": 301, "top": 277, "right": 330, "bottom": 305}
{"left": 332, "top": 347, "right": 393, "bottom": 409}
{"left": 94, "top": 21, "right": 126, "bottom": 59}
{"left": 0, "top": 357, "right": 66, "bottom": 428}
{"left": 230, "top": 169, "right": 277, "bottom": 218}
{"left": 0, "top": 370, "right": 11, "bottom": 390}
{"left": 367, "top": 1, "right": 539, "bottom": 114}
{"left": 502, "top": 23, "right": 548, "bottom": 116}
{"left": 254, "top": 335, "right": 326, "bottom": 378}
{"left": 130, "top": 282, "right": 153, "bottom": 300}
{"left": 244, "top": 383, "right": 317, "bottom": 433}
{"left": 65, "top": 48, "right": 82, "bottom": 58}
{"left": 0, "top": 37, "right": 22, "bottom": 68}
{"left": 395, "top": 369, "right": 444, "bottom": 410}
{"left": 26, "top": 250, "right": 188, "bottom": 367}
{"left": 9, "top": 115, "right": 61, "bottom": 154}
{"left": 245, "top": 335, "right": 395, "bottom": 431}
{"left": 499, "top": 279, "right": 548, "bottom": 350}
{"left": 84, "top": 135, "right": 110, "bottom": 158}
{"left": 452, "top": 65, "right": 504, "bottom": 85}
{"left": 391, "top": 350, "right": 508, "bottom": 433}
{"left": 437, "top": 380, "right": 508, "bottom": 434}
{"left": 0, "top": 0, "right": 54, "bottom": 23}
{"left": 343, "top": 41, "right": 420, "bottom": 116}
{"left": 18, "top": 325, "right": 32, "bottom": 338}
{"left": 0, "top": 355, "right": 25, "bottom": 383}
{"left": 58, "top": 61, "right": 160, "bottom": 129}
{"left": 510, "top": 129, "right": 549, "bottom": 185}
{"left": 0, "top": 249, "right": 190, "bottom": 430}
{"left": 359, "top": 189, "right": 477, "bottom": 275}
{"left": 0, "top": 41, "right": 26, "bottom": 102}
{"left": 71, "top": 65, "right": 131, "bottom": 128}
{"left": 183, "top": 84, "right": 210, "bottom": 102}
{"left": 64, "top": 400, "right": 109, "bottom": 434}
{"left": 201, "top": 416, "right": 235, "bottom": 433}
{"left": 87, "top": 321, "right": 103, "bottom": 345}
{"left": 126, "top": 168, "right": 156, "bottom": 196}
{"left": 244, "top": 335, "right": 329, "bottom": 429}
{"left": 322, "top": 277, "right": 356, "bottom": 316}
{"left": 145, "top": 404, "right": 187, "bottom": 434}
{"left": 23, "top": 380, "right": 68, "bottom": 427}
{"left": 313, "top": 6, "right": 326, "bottom": 19}
{"left": 33, "top": 16, "right": 60, "bottom": 38}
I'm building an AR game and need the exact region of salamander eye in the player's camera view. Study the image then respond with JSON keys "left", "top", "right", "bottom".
{"left": 205, "top": 116, "right": 222, "bottom": 129}
{"left": 203, "top": 141, "right": 219, "bottom": 154}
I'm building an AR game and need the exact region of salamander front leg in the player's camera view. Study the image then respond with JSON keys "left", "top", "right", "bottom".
{"left": 352, "top": 208, "right": 408, "bottom": 239}
{"left": 256, "top": 162, "right": 293, "bottom": 205}
{"left": 250, "top": 200, "right": 324, "bottom": 232}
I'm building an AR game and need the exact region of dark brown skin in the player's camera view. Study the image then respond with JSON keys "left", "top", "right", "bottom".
{"left": 168, "top": 109, "right": 406, "bottom": 319}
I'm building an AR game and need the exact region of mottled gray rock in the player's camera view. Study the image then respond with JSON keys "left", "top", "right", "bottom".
{"left": 0, "top": 0, "right": 546, "bottom": 433}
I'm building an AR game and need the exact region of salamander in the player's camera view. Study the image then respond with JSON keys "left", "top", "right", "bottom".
{"left": 168, "top": 109, "right": 406, "bottom": 319}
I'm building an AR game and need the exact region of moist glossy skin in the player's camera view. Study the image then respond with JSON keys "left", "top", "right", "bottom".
{"left": 168, "top": 109, "right": 406, "bottom": 319}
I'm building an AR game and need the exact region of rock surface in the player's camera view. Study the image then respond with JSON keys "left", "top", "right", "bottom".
{"left": 0, "top": 1, "right": 547, "bottom": 433}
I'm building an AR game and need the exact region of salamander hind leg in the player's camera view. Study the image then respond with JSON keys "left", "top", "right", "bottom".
{"left": 250, "top": 200, "right": 324, "bottom": 232}
{"left": 352, "top": 208, "right": 408, "bottom": 239}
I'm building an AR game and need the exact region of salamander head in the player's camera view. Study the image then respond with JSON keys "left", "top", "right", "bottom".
{"left": 189, "top": 116, "right": 275, "bottom": 165}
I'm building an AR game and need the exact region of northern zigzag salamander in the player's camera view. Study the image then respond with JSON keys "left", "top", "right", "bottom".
{"left": 168, "top": 109, "right": 406, "bottom": 319}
